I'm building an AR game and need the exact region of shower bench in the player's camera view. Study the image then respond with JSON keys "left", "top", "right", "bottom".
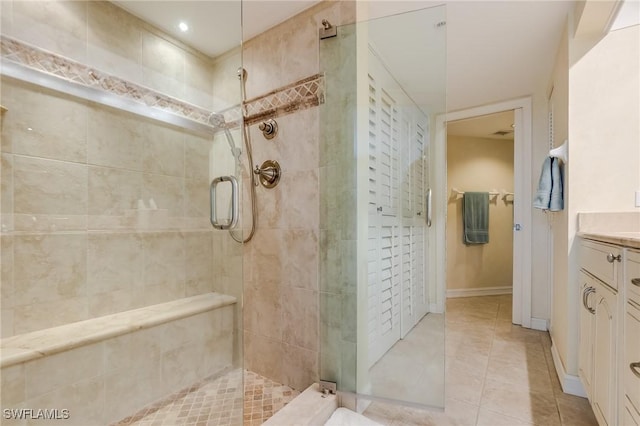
{"left": 0, "top": 292, "right": 237, "bottom": 425}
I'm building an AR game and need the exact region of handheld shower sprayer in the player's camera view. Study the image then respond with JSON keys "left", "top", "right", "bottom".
{"left": 208, "top": 66, "right": 258, "bottom": 243}
{"left": 209, "top": 112, "right": 242, "bottom": 162}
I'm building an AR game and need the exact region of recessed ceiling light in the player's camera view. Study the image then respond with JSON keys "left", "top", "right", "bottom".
{"left": 178, "top": 22, "right": 189, "bottom": 32}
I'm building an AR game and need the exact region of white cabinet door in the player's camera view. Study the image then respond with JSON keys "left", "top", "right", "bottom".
{"left": 592, "top": 279, "right": 618, "bottom": 426}
{"left": 579, "top": 271, "right": 595, "bottom": 399}
{"left": 624, "top": 303, "right": 640, "bottom": 418}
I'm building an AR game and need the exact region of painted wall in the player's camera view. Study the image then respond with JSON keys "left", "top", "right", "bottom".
{"left": 549, "top": 23, "right": 571, "bottom": 376}
{"left": 446, "top": 135, "right": 514, "bottom": 293}
{"left": 550, "top": 20, "right": 640, "bottom": 378}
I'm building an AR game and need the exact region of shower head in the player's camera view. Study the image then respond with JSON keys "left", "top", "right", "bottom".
{"left": 208, "top": 112, "right": 242, "bottom": 161}
{"left": 208, "top": 112, "right": 226, "bottom": 128}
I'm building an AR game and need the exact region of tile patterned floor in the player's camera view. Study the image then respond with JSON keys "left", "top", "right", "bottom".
{"left": 112, "top": 369, "right": 299, "bottom": 426}
{"left": 362, "top": 294, "right": 599, "bottom": 426}
{"left": 114, "top": 295, "right": 596, "bottom": 426}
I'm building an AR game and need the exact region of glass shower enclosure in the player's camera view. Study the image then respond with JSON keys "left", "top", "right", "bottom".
{"left": 0, "top": 1, "right": 244, "bottom": 424}
{"left": 319, "top": 4, "right": 447, "bottom": 409}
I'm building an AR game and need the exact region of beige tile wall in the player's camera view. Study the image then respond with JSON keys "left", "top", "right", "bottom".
{"left": 0, "top": 306, "right": 234, "bottom": 426}
{"left": 235, "top": 1, "right": 356, "bottom": 392}
{"left": 0, "top": 0, "right": 362, "bottom": 400}
{"left": 0, "top": 1, "right": 242, "bottom": 337}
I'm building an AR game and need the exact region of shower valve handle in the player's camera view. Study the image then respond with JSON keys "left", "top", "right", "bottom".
{"left": 258, "top": 119, "right": 278, "bottom": 139}
{"left": 253, "top": 160, "right": 281, "bottom": 188}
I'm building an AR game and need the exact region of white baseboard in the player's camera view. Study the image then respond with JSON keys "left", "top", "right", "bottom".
{"left": 530, "top": 317, "right": 549, "bottom": 331}
{"left": 550, "top": 343, "right": 587, "bottom": 398}
{"left": 429, "top": 302, "right": 444, "bottom": 314}
{"left": 446, "top": 286, "right": 512, "bottom": 298}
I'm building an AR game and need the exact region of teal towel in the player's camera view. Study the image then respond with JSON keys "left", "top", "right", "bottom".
{"left": 463, "top": 192, "right": 489, "bottom": 245}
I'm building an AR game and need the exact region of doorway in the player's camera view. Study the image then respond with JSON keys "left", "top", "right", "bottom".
{"left": 434, "top": 98, "right": 533, "bottom": 328}
{"left": 446, "top": 111, "right": 515, "bottom": 299}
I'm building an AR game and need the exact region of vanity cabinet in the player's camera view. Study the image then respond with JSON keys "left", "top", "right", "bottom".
{"left": 579, "top": 271, "right": 595, "bottom": 397}
{"left": 592, "top": 277, "right": 618, "bottom": 425}
{"left": 624, "top": 249, "right": 640, "bottom": 423}
{"left": 579, "top": 240, "right": 622, "bottom": 426}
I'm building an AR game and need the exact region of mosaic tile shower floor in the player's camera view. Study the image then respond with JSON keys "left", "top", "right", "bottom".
{"left": 113, "top": 369, "right": 299, "bottom": 426}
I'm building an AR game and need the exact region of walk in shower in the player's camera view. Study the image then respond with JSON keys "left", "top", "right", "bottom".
{"left": 0, "top": 1, "right": 250, "bottom": 424}
{"left": 1, "top": 1, "right": 447, "bottom": 425}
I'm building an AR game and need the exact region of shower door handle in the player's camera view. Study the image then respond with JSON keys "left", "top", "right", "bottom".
{"left": 210, "top": 176, "right": 239, "bottom": 230}
{"left": 426, "top": 188, "right": 432, "bottom": 227}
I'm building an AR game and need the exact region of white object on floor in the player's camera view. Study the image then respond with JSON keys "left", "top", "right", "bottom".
{"left": 324, "top": 407, "right": 384, "bottom": 426}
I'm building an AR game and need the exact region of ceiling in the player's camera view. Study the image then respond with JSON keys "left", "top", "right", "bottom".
{"left": 114, "top": 1, "right": 319, "bottom": 58}
{"left": 448, "top": 110, "right": 515, "bottom": 141}
{"left": 112, "top": 0, "right": 578, "bottom": 115}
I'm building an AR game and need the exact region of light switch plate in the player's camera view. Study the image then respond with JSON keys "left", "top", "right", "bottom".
{"left": 635, "top": 190, "right": 640, "bottom": 207}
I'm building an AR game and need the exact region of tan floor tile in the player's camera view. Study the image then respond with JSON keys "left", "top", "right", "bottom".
{"left": 555, "top": 393, "right": 598, "bottom": 426}
{"left": 446, "top": 367, "right": 485, "bottom": 406}
{"left": 391, "top": 398, "right": 479, "bottom": 426}
{"left": 485, "top": 356, "right": 554, "bottom": 394}
{"left": 112, "top": 370, "right": 298, "bottom": 426}
{"left": 479, "top": 378, "right": 561, "bottom": 425}
{"left": 476, "top": 406, "right": 534, "bottom": 425}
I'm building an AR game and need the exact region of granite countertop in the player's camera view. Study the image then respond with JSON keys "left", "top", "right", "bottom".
{"left": 577, "top": 212, "right": 640, "bottom": 249}
{"left": 578, "top": 231, "right": 640, "bottom": 249}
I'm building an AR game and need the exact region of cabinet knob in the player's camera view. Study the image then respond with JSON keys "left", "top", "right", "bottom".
{"left": 606, "top": 253, "right": 621, "bottom": 263}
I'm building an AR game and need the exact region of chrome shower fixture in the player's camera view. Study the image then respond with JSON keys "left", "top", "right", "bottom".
{"left": 259, "top": 119, "right": 278, "bottom": 139}
{"left": 208, "top": 112, "right": 226, "bottom": 128}
{"left": 254, "top": 160, "right": 281, "bottom": 189}
{"left": 237, "top": 67, "right": 247, "bottom": 81}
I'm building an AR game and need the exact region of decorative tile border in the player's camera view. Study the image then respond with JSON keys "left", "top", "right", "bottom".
{"left": 0, "top": 36, "right": 217, "bottom": 128}
{"left": 1, "top": 36, "right": 324, "bottom": 133}
{"left": 243, "top": 74, "right": 325, "bottom": 126}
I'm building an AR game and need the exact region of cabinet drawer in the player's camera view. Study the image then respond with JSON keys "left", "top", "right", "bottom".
{"left": 625, "top": 304, "right": 640, "bottom": 415}
{"left": 627, "top": 249, "right": 640, "bottom": 305}
{"left": 581, "top": 240, "right": 621, "bottom": 290}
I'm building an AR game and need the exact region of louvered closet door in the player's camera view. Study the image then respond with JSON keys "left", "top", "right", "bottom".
{"left": 367, "top": 48, "right": 430, "bottom": 363}
{"left": 400, "top": 109, "right": 429, "bottom": 336}
{"left": 367, "top": 59, "right": 402, "bottom": 367}
{"left": 412, "top": 114, "right": 429, "bottom": 322}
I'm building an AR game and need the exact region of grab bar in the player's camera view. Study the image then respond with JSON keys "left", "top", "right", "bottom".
{"left": 210, "top": 176, "right": 239, "bottom": 230}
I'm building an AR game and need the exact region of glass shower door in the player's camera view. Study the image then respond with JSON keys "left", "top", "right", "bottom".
{"left": 319, "top": 4, "right": 446, "bottom": 409}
